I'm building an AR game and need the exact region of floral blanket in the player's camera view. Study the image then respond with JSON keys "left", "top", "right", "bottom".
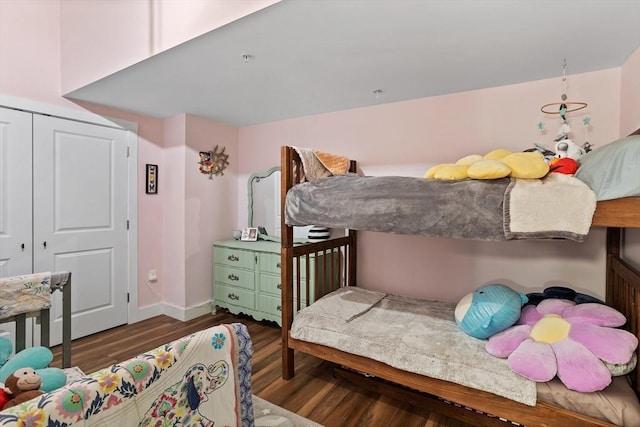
{"left": 0, "top": 323, "right": 253, "bottom": 426}
{"left": 0, "top": 272, "right": 51, "bottom": 318}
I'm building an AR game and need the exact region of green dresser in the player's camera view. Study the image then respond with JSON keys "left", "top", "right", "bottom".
{"left": 212, "top": 240, "right": 338, "bottom": 325}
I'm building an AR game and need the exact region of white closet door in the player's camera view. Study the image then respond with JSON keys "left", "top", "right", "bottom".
{"left": 33, "top": 115, "right": 129, "bottom": 343}
{"left": 0, "top": 108, "right": 33, "bottom": 276}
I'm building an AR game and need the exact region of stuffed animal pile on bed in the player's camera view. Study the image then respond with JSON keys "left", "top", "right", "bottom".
{"left": 455, "top": 285, "right": 639, "bottom": 393}
{"left": 425, "top": 149, "right": 550, "bottom": 180}
{"left": 425, "top": 140, "right": 585, "bottom": 181}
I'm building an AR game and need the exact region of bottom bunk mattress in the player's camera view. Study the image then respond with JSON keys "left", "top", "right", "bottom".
{"left": 290, "top": 287, "right": 640, "bottom": 426}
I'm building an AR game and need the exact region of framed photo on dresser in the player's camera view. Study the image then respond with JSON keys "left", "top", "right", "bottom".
{"left": 241, "top": 227, "right": 258, "bottom": 241}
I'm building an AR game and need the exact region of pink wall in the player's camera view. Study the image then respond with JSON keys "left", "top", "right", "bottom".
{"left": 162, "top": 115, "right": 188, "bottom": 307}
{"left": 620, "top": 47, "right": 640, "bottom": 136}
{"left": 184, "top": 115, "right": 239, "bottom": 307}
{"left": 157, "top": 0, "right": 279, "bottom": 54}
{"left": 158, "top": 114, "right": 241, "bottom": 309}
{"left": 239, "top": 69, "right": 623, "bottom": 302}
{"left": 59, "top": 0, "right": 151, "bottom": 95}
{"left": 59, "top": 0, "right": 279, "bottom": 94}
{"left": 239, "top": 70, "right": 621, "bottom": 171}
{"left": 0, "top": 0, "right": 70, "bottom": 108}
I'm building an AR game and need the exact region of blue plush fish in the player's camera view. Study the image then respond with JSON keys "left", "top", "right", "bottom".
{"left": 455, "top": 284, "right": 528, "bottom": 339}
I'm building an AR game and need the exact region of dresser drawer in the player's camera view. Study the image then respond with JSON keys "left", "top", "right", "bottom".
{"left": 259, "top": 295, "right": 307, "bottom": 319}
{"left": 261, "top": 274, "right": 311, "bottom": 303}
{"left": 215, "top": 266, "right": 254, "bottom": 290}
{"left": 258, "top": 294, "right": 282, "bottom": 316}
{"left": 214, "top": 247, "right": 255, "bottom": 270}
{"left": 260, "top": 273, "right": 282, "bottom": 296}
{"left": 262, "top": 253, "right": 311, "bottom": 278}
{"left": 215, "top": 284, "right": 255, "bottom": 309}
{"left": 259, "top": 253, "right": 281, "bottom": 275}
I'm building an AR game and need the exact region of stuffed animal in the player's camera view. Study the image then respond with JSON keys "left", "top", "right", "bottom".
{"left": 455, "top": 284, "right": 529, "bottom": 339}
{"left": 0, "top": 339, "right": 11, "bottom": 367}
{"left": 526, "top": 285, "right": 604, "bottom": 306}
{"left": 554, "top": 139, "right": 585, "bottom": 160}
{"left": 0, "top": 337, "right": 66, "bottom": 393}
{"left": 548, "top": 157, "right": 579, "bottom": 175}
{"left": 2, "top": 368, "right": 44, "bottom": 409}
{"left": 0, "top": 387, "right": 9, "bottom": 410}
{"left": 486, "top": 298, "right": 639, "bottom": 392}
{"left": 425, "top": 149, "right": 550, "bottom": 181}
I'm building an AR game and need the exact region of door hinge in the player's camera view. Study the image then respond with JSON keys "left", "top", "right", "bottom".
{"left": 127, "top": 220, "right": 130, "bottom": 230}
{"left": 127, "top": 292, "right": 130, "bottom": 303}
{"left": 126, "top": 146, "right": 130, "bottom": 157}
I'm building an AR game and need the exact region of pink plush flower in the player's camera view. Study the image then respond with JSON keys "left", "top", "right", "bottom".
{"left": 486, "top": 299, "right": 638, "bottom": 392}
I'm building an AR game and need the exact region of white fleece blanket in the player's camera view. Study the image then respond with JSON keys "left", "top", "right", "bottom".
{"left": 290, "top": 287, "right": 537, "bottom": 406}
{"left": 505, "top": 173, "right": 597, "bottom": 241}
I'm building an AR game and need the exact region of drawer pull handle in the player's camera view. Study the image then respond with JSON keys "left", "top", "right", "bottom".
{"left": 277, "top": 305, "right": 281, "bottom": 312}
{"left": 277, "top": 284, "right": 281, "bottom": 289}
{"left": 228, "top": 293, "right": 239, "bottom": 301}
{"left": 276, "top": 262, "right": 281, "bottom": 269}
{"left": 228, "top": 254, "right": 239, "bottom": 262}
{"left": 228, "top": 274, "right": 239, "bottom": 281}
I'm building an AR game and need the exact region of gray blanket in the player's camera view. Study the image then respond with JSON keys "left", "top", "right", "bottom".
{"left": 285, "top": 174, "right": 596, "bottom": 241}
{"left": 286, "top": 175, "right": 509, "bottom": 240}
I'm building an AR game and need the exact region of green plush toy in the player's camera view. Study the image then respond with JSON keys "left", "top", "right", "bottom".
{"left": 0, "top": 337, "right": 66, "bottom": 393}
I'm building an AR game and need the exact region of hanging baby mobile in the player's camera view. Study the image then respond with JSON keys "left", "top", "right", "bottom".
{"left": 537, "top": 59, "right": 593, "bottom": 165}
{"left": 198, "top": 145, "right": 229, "bottom": 178}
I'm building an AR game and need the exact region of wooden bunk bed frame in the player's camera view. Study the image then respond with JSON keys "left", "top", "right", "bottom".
{"left": 280, "top": 129, "right": 640, "bottom": 427}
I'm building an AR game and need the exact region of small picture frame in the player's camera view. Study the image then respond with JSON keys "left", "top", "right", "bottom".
{"left": 146, "top": 164, "right": 158, "bottom": 194}
{"left": 241, "top": 227, "right": 258, "bottom": 241}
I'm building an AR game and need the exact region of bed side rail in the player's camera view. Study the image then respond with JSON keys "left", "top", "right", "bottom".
{"left": 605, "top": 227, "right": 640, "bottom": 395}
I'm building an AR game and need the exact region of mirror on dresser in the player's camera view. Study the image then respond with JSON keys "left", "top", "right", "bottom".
{"left": 248, "top": 166, "right": 281, "bottom": 237}
{"left": 247, "top": 166, "right": 310, "bottom": 240}
{"left": 212, "top": 167, "right": 337, "bottom": 324}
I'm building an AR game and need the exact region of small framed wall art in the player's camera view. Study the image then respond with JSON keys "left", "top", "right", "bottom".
{"left": 146, "top": 164, "right": 158, "bottom": 194}
{"left": 241, "top": 227, "right": 258, "bottom": 242}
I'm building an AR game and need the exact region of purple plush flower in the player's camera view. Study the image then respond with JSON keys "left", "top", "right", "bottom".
{"left": 486, "top": 299, "right": 638, "bottom": 392}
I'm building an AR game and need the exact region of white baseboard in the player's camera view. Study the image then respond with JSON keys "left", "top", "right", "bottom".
{"left": 129, "top": 300, "right": 213, "bottom": 323}
{"left": 162, "top": 300, "right": 213, "bottom": 322}
{"left": 130, "top": 303, "right": 164, "bottom": 323}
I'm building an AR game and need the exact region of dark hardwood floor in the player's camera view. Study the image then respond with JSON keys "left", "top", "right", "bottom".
{"left": 50, "top": 311, "right": 494, "bottom": 427}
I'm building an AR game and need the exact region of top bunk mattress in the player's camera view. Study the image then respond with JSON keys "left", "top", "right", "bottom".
{"left": 285, "top": 173, "right": 597, "bottom": 241}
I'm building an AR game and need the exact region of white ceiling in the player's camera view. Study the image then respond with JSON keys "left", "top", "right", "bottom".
{"left": 66, "top": 0, "right": 640, "bottom": 127}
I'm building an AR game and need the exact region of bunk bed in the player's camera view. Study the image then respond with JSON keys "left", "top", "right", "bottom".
{"left": 279, "top": 129, "right": 640, "bottom": 427}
